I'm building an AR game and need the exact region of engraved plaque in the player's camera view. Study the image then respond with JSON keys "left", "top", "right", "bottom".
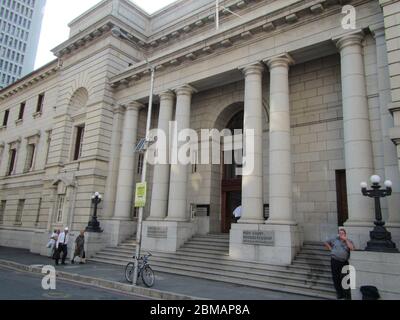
{"left": 147, "top": 226, "right": 168, "bottom": 239}
{"left": 243, "top": 231, "right": 275, "bottom": 246}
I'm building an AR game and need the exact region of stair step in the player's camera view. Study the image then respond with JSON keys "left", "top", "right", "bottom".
{"left": 90, "top": 258, "right": 335, "bottom": 300}
{"left": 95, "top": 251, "right": 332, "bottom": 278}
{"left": 90, "top": 234, "right": 336, "bottom": 300}
{"left": 94, "top": 252, "right": 332, "bottom": 285}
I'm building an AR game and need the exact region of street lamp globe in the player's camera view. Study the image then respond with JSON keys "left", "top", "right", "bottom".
{"left": 384, "top": 180, "right": 393, "bottom": 188}
{"left": 370, "top": 175, "right": 381, "bottom": 185}
{"left": 360, "top": 182, "right": 368, "bottom": 189}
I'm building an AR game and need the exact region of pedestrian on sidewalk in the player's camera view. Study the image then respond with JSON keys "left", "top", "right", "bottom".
{"left": 47, "top": 229, "right": 60, "bottom": 259}
{"left": 324, "top": 228, "right": 355, "bottom": 300}
{"left": 55, "top": 227, "right": 70, "bottom": 265}
{"left": 71, "top": 230, "right": 86, "bottom": 264}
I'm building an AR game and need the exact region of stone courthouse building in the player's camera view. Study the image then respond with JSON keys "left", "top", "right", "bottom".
{"left": 1, "top": 0, "right": 400, "bottom": 297}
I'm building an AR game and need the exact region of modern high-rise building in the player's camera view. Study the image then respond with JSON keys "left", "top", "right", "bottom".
{"left": 0, "top": 0, "right": 46, "bottom": 89}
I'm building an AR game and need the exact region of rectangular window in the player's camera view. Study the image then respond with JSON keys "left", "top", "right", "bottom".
{"left": 35, "top": 198, "right": 42, "bottom": 226}
{"left": 24, "top": 143, "right": 35, "bottom": 172}
{"left": 7, "top": 148, "right": 16, "bottom": 176}
{"left": 45, "top": 130, "right": 52, "bottom": 164}
{"left": 36, "top": 93, "right": 44, "bottom": 113}
{"left": 56, "top": 195, "right": 65, "bottom": 223}
{"left": 15, "top": 199, "right": 25, "bottom": 225}
{"left": 2, "top": 109, "right": 9, "bottom": 126}
{"left": 73, "top": 125, "right": 85, "bottom": 161}
{"left": 18, "top": 101, "right": 25, "bottom": 120}
{"left": 0, "top": 200, "right": 6, "bottom": 224}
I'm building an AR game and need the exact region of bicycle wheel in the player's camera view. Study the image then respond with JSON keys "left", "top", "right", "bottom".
{"left": 141, "top": 265, "right": 155, "bottom": 287}
{"left": 125, "top": 262, "right": 135, "bottom": 283}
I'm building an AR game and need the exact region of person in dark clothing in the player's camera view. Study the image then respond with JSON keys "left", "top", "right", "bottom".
{"left": 325, "top": 228, "right": 355, "bottom": 300}
{"left": 71, "top": 230, "right": 86, "bottom": 264}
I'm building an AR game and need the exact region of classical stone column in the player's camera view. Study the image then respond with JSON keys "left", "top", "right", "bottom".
{"left": 240, "top": 63, "right": 265, "bottom": 224}
{"left": 166, "top": 85, "right": 196, "bottom": 221}
{"left": 266, "top": 54, "right": 296, "bottom": 225}
{"left": 372, "top": 25, "right": 400, "bottom": 226}
{"left": 113, "top": 102, "right": 142, "bottom": 220}
{"left": 103, "top": 105, "right": 125, "bottom": 218}
{"left": 148, "top": 91, "right": 175, "bottom": 220}
{"left": 335, "top": 32, "right": 374, "bottom": 225}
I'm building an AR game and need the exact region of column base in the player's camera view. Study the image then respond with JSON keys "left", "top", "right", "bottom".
{"left": 239, "top": 219, "right": 266, "bottom": 224}
{"left": 142, "top": 220, "right": 197, "bottom": 252}
{"left": 100, "top": 219, "right": 137, "bottom": 247}
{"left": 229, "top": 223, "right": 301, "bottom": 266}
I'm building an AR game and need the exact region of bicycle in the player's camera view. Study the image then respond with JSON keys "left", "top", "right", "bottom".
{"left": 125, "top": 252, "right": 155, "bottom": 287}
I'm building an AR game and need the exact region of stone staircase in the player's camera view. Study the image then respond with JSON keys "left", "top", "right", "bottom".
{"left": 90, "top": 234, "right": 336, "bottom": 299}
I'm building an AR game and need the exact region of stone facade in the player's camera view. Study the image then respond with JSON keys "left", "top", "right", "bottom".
{"left": 0, "top": 0, "right": 399, "bottom": 265}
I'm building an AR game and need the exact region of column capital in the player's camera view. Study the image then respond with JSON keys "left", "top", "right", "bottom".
{"left": 369, "top": 22, "right": 385, "bottom": 40}
{"left": 264, "top": 54, "right": 294, "bottom": 70}
{"left": 174, "top": 85, "right": 197, "bottom": 96}
{"left": 240, "top": 62, "right": 264, "bottom": 76}
{"left": 159, "top": 90, "right": 175, "bottom": 101}
{"left": 113, "top": 104, "right": 126, "bottom": 114}
{"left": 125, "top": 101, "right": 144, "bottom": 111}
{"left": 333, "top": 30, "right": 364, "bottom": 51}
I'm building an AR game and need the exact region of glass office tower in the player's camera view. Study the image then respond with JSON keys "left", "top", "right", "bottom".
{"left": 0, "top": 0, "right": 46, "bottom": 89}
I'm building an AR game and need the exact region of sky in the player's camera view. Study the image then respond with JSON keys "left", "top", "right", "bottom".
{"left": 34, "top": 0, "right": 178, "bottom": 69}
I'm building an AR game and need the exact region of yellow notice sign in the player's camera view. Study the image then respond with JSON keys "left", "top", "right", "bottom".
{"left": 135, "top": 182, "right": 147, "bottom": 208}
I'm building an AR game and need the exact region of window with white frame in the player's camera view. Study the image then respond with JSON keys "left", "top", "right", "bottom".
{"left": 55, "top": 195, "right": 65, "bottom": 223}
{"left": 24, "top": 143, "right": 35, "bottom": 173}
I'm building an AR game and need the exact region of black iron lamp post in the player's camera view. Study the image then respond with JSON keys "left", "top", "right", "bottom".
{"left": 361, "top": 175, "right": 398, "bottom": 253}
{"left": 86, "top": 192, "right": 103, "bottom": 233}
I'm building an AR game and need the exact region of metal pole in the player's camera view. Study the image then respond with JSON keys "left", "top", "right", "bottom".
{"left": 132, "top": 66, "right": 155, "bottom": 286}
{"left": 216, "top": 0, "right": 220, "bottom": 30}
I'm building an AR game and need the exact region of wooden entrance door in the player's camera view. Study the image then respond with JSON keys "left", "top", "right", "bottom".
{"left": 335, "top": 170, "right": 349, "bottom": 227}
{"left": 221, "top": 179, "right": 241, "bottom": 233}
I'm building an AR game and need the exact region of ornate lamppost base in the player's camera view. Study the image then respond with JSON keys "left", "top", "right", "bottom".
{"left": 365, "top": 226, "right": 398, "bottom": 253}
{"left": 85, "top": 217, "right": 103, "bottom": 233}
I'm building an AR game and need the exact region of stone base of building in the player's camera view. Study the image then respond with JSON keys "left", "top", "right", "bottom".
{"left": 345, "top": 224, "right": 400, "bottom": 250}
{"left": 142, "top": 220, "right": 197, "bottom": 252}
{"left": 0, "top": 226, "right": 38, "bottom": 251}
{"left": 350, "top": 251, "right": 400, "bottom": 300}
{"left": 229, "top": 223, "right": 301, "bottom": 266}
{"left": 101, "top": 219, "right": 137, "bottom": 247}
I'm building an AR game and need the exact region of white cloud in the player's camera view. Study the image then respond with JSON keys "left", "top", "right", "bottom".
{"left": 35, "top": 0, "right": 178, "bottom": 69}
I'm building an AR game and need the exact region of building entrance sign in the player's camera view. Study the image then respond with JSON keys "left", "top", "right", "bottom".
{"left": 147, "top": 226, "right": 168, "bottom": 239}
{"left": 242, "top": 231, "right": 275, "bottom": 246}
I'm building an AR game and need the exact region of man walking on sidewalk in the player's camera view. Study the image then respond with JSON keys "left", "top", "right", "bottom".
{"left": 55, "top": 227, "right": 70, "bottom": 265}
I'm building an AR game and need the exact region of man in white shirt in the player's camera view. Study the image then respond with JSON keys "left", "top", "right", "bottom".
{"left": 55, "top": 227, "right": 70, "bottom": 265}
{"left": 233, "top": 205, "right": 242, "bottom": 223}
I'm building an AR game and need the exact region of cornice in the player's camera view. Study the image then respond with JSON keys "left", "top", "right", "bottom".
{"left": 0, "top": 63, "right": 60, "bottom": 102}
{"left": 110, "top": 0, "right": 364, "bottom": 89}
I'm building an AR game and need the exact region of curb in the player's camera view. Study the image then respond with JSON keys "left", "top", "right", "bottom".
{"left": 0, "top": 259, "right": 204, "bottom": 300}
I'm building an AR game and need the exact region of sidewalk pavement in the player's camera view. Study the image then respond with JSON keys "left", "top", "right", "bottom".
{"left": 0, "top": 246, "right": 318, "bottom": 300}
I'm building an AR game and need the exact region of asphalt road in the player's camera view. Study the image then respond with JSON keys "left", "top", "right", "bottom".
{"left": 0, "top": 266, "right": 151, "bottom": 300}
